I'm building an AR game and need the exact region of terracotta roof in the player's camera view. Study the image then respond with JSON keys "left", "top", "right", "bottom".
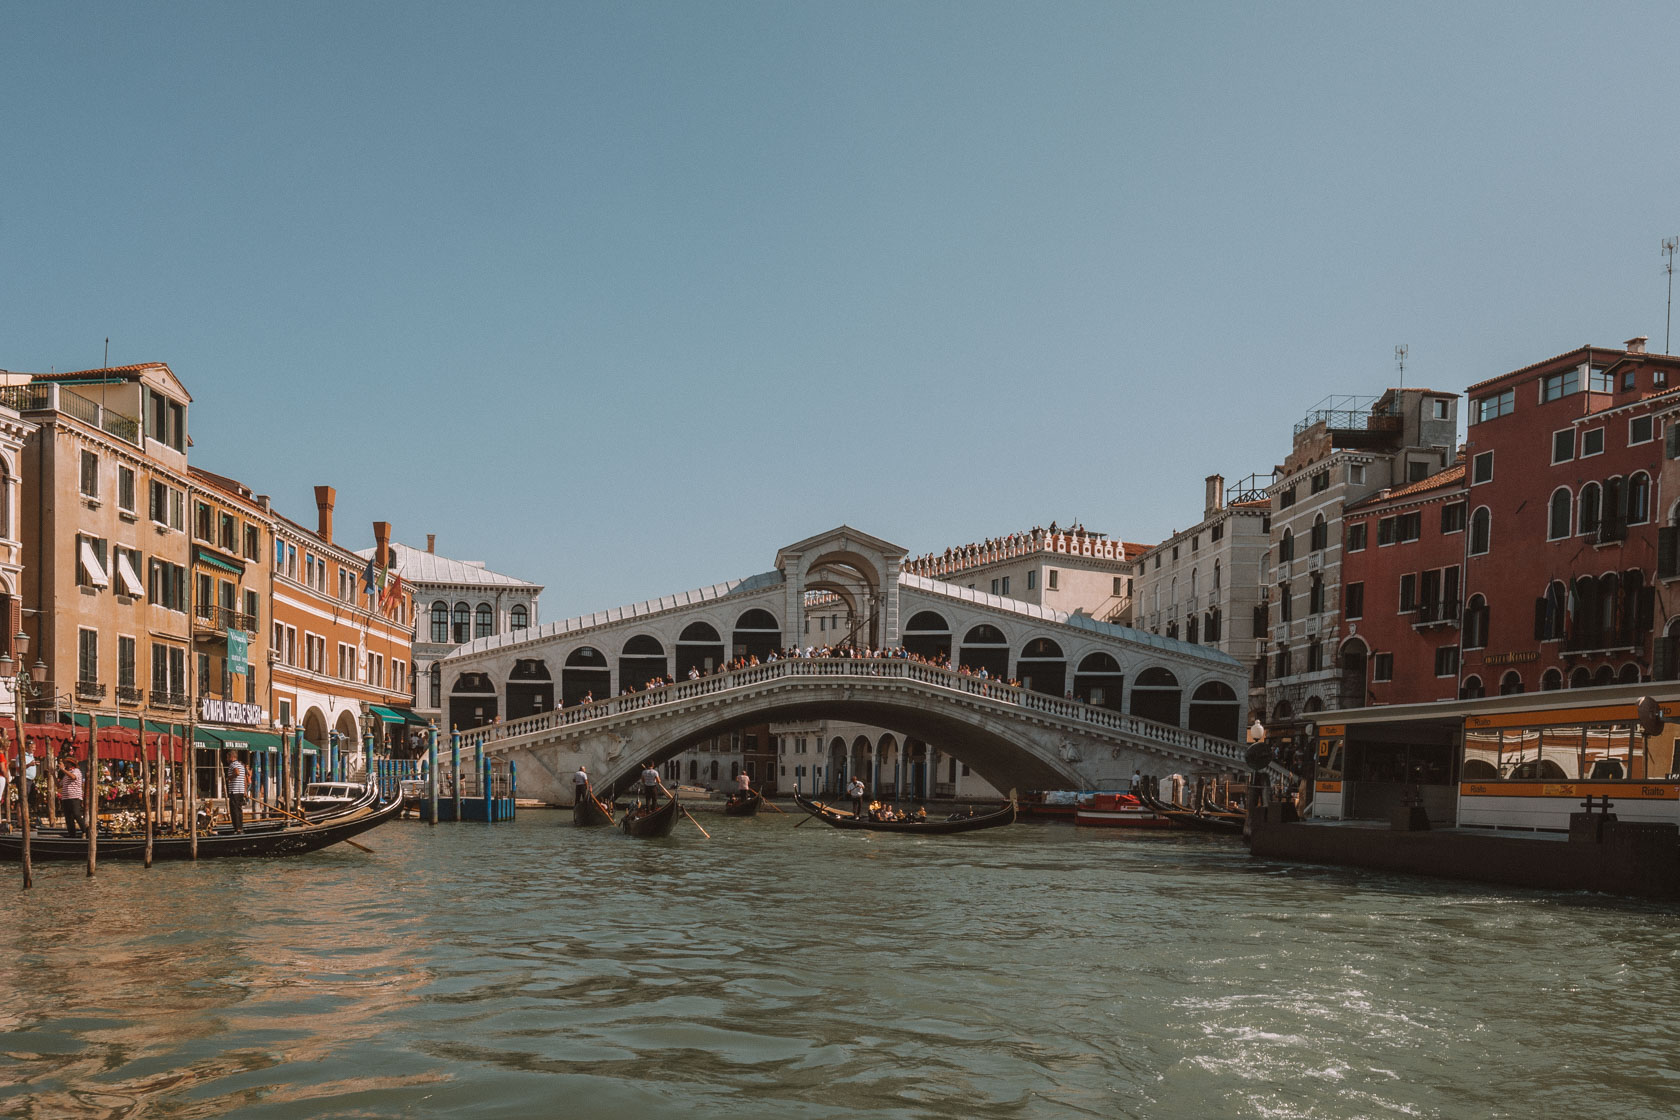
{"left": 1462, "top": 345, "right": 1680, "bottom": 395}
{"left": 1345, "top": 464, "right": 1466, "bottom": 512}
{"left": 27, "top": 363, "right": 170, "bottom": 381}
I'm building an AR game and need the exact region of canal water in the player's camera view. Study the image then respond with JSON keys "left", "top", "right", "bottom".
{"left": 3, "top": 811, "right": 1678, "bottom": 1119}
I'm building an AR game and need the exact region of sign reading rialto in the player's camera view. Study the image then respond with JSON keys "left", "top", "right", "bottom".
{"left": 227, "top": 629, "right": 249, "bottom": 675}
{"left": 200, "top": 697, "right": 263, "bottom": 726}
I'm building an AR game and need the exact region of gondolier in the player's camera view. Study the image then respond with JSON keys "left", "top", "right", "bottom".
{"left": 58, "top": 754, "right": 86, "bottom": 838}
{"left": 847, "top": 775, "right": 866, "bottom": 817}
{"left": 574, "top": 765, "right": 591, "bottom": 801}
{"left": 225, "top": 750, "right": 248, "bottom": 834}
{"left": 640, "top": 760, "right": 663, "bottom": 808}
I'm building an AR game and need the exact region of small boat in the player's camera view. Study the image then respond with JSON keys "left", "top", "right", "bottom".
{"left": 1016, "top": 790, "right": 1089, "bottom": 821}
{"left": 1073, "top": 792, "right": 1175, "bottom": 829}
{"left": 1137, "top": 791, "right": 1245, "bottom": 835}
{"left": 620, "top": 793, "right": 679, "bottom": 837}
{"left": 573, "top": 788, "right": 615, "bottom": 827}
{"left": 0, "top": 790, "right": 403, "bottom": 862}
{"left": 301, "top": 782, "right": 372, "bottom": 820}
{"left": 793, "top": 792, "right": 1016, "bottom": 834}
{"left": 722, "top": 788, "right": 763, "bottom": 817}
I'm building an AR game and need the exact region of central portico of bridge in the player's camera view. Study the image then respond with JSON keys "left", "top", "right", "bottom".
{"left": 436, "top": 526, "right": 1249, "bottom": 800}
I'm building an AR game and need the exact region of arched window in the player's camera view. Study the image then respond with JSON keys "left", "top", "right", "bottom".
{"left": 1464, "top": 594, "right": 1489, "bottom": 650}
{"left": 1469, "top": 507, "right": 1491, "bottom": 555}
{"left": 1279, "top": 529, "right": 1294, "bottom": 563}
{"left": 1538, "top": 580, "right": 1567, "bottom": 641}
{"left": 1548, "top": 488, "right": 1571, "bottom": 540}
{"left": 1541, "top": 668, "right": 1563, "bottom": 691}
{"left": 475, "top": 603, "right": 493, "bottom": 638}
{"left": 1460, "top": 675, "right": 1484, "bottom": 700}
{"left": 1190, "top": 568, "right": 1198, "bottom": 598}
{"left": 1619, "top": 662, "right": 1642, "bottom": 684}
{"left": 451, "top": 602, "right": 470, "bottom": 644}
{"left": 1499, "top": 670, "right": 1525, "bottom": 695}
{"left": 1213, "top": 560, "right": 1221, "bottom": 591}
{"left": 1570, "top": 666, "right": 1592, "bottom": 689}
{"left": 1205, "top": 608, "right": 1221, "bottom": 641}
{"left": 511, "top": 604, "right": 528, "bottom": 629}
{"left": 1309, "top": 573, "right": 1324, "bottom": 615}
{"left": 1629, "top": 471, "right": 1652, "bottom": 525}
{"left": 431, "top": 600, "right": 449, "bottom": 644}
{"left": 1311, "top": 514, "right": 1327, "bottom": 552}
{"left": 1186, "top": 615, "right": 1199, "bottom": 643}
{"left": 1578, "top": 482, "right": 1602, "bottom": 535}
{"left": 0, "top": 460, "right": 10, "bottom": 541}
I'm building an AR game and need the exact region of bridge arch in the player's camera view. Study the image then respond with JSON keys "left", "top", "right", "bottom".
{"left": 1129, "top": 667, "right": 1181, "bottom": 726}
{"left": 732, "top": 608, "right": 782, "bottom": 661}
{"left": 676, "top": 621, "right": 725, "bottom": 677}
{"left": 562, "top": 647, "right": 610, "bottom": 706}
{"left": 1188, "top": 681, "right": 1240, "bottom": 741}
{"left": 506, "top": 658, "right": 554, "bottom": 720}
{"left": 619, "top": 634, "right": 668, "bottom": 691}
{"left": 959, "top": 623, "right": 1010, "bottom": 677}
{"left": 1017, "top": 637, "right": 1067, "bottom": 697}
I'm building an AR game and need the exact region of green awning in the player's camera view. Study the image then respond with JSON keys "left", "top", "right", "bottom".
{"left": 195, "top": 547, "right": 243, "bottom": 575}
{"left": 369, "top": 704, "right": 416, "bottom": 725}
{"left": 212, "top": 730, "right": 284, "bottom": 751}
{"left": 193, "top": 727, "right": 227, "bottom": 747}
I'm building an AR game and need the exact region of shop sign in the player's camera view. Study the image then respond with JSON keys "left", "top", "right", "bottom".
{"left": 1481, "top": 651, "right": 1540, "bottom": 666}
{"left": 227, "top": 629, "right": 249, "bottom": 675}
{"left": 200, "top": 697, "right": 263, "bottom": 726}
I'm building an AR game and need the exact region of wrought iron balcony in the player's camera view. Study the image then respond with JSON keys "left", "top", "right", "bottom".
{"left": 1413, "top": 598, "right": 1462, "bottom": 628}
{"left": 75, "top": 680, "right": 107, "bottom": 701}
{"left": 149, "top": 688, "right": 189, "bottom": 709}
{"left": 194, "top": 603, "right": 258, "bottom": 634}
{"left": 116, "top": 684, "right": 145, "bottom": 704}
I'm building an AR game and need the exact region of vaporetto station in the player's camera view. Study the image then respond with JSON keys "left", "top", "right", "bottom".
{"left": 435, "top": 527, "right": 1251, "bottom": 802}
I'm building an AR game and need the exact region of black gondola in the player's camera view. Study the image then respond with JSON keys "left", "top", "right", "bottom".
{"left": 573, "top": 788, "right": 615, "bottom": 827}
{"left": 0, "top": 790, "right": 405, "bottom": 862}
{"left": 793, "top": 792, "right": 1016, "bottom": 834}
{"left": 722, "top": 789, "right": 763, "bottom": 817}
{"left": 620, "top": 793, "right": 679, "bottom": 837}
{"left": 1137, "top": 791, "right": 1245, "bottom": 835}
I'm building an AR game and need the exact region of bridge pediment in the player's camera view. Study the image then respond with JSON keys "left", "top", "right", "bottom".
{"left": 775, "top": 525, "right": 907, "bottom": 571}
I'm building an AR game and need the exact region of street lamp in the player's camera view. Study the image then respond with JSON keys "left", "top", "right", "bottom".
{"left": 1244, "top": 717, "right": 1272, "bottom": 814}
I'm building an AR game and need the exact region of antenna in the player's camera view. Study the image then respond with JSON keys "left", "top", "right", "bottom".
{"left": 1394, "top": 344, "right": 1408, "bottom": 387}
{"left": 1664, "top": 237, "right": 1678, "bottom": 354}
{"left": 104, "top": 337, "right": 109, "bottom": 367}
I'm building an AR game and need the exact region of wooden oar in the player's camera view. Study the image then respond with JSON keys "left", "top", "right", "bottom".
{"left": 762, "top": 796, "right": 787, "bottom": 815}
{"left": 264, "top": 801, "right": 376, "bottom": 854}
{"left": 680, "top": 804, "right": 711, "bottom": 838}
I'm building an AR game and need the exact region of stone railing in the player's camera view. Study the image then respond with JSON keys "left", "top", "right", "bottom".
{"left": 455, "top": 656, "right": 1247, "bottom": 768}
{"left": 903, "top": 530, "right": 1130, "bottom": 580}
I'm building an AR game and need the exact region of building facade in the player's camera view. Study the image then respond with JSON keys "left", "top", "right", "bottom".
{"left": 902, "top": 524, "right": 1140, "bottom": 626}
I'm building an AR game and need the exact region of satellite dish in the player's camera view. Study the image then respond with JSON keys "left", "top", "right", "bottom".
{"left": 1637, "top": 696, "right": 1666, "bottom": 737}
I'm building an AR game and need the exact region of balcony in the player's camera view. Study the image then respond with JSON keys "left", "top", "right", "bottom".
{"left": 1413, "top": 598, "right": 1462, "bottom": 629}
{"left": 194, "top": 603, "right": 258, "bottom": 635}
{"left": 116, "top": 684, "right": 144, "bottom": 704}
{"left": 0, "top": 382, "right": 141, "bottom": 447}
{"left": 75, "top": 680, "right": 107, "bottom": 701}
{"left": 149, "top": 688, "right": 189, "bottom": 709}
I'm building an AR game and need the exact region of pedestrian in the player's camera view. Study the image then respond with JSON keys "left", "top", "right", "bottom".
{"left": 225, "top": 749, "right": 248, "bottom": 833}
{"left": 58, "top": 754, "right": 87, "bottom": 838}
{"left": 1131, "top": 768, "right": 1142, "bottom": 794}
{"left": 847, "top": 774, "right": 866, "bottom": 818}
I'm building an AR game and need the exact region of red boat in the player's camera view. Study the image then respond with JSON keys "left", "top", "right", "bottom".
{"left": 1073, "top": 792, "right": 1176, "bottom": 829}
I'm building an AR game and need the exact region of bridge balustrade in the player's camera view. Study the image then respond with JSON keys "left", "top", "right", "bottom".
{"left": 454, "top": 656, "right": 1249, "bottom": 768}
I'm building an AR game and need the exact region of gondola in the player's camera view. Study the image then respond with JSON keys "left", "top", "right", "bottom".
{"left": 722, "top": 788, "right": 763, "bottom": 817}
{"left": 0, "top": 790, "right": 405, "bottom": 862}
{"left": 793, "top": 792, "right": 1016, "bottom": 834}
{"left": 1138, "top": 790, "right": 1245, "bottom": 835}
{"left": 573, "top": 787, "right": 615, "bottom": 827}
{"left": 620, "top": 792, "right": 679, "bottom": 837}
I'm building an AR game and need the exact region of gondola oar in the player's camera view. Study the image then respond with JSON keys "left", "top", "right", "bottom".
{"left": 265, "top": 801, "right": 376, "bottom": 854}
{"left": 680, "top": 804, "right": 711, "bottom": 838}
{"left": 762, "top": 798, "right": 787, "bottom": 814}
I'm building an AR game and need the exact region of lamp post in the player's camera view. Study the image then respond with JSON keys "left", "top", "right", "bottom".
{"left": 1244, "top": 718, "right": 1271, "bottom": 829}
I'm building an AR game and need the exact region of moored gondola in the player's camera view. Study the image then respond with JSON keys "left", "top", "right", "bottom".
{"left": 573, "top": 789, "right": 615, "bottom": 827}
{"left": 793, "top": 792, "right": 1015, "bottom": 834}
{"left": 1138, "top": 790, "right": 1245, "bottom": 835}
{"left": 620, "top": 792, "right": 679, "bottom": 837}
{"left": 0, "top": 790, "right": 404, "bottom": 862}
{"left": 722, "top": 788, "right": 763, "bottom": 817}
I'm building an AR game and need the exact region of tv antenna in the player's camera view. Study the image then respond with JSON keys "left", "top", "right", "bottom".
{"left": 1664, "top": 237, "right": 1678, "bottom": 354}
{"left": 1395, "top": 344, "right": 1408, "bottom": 387}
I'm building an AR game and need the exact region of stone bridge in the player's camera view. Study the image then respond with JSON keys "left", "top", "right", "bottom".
{"left": 436, "top": 526, "right": 1250, "bottom": 799}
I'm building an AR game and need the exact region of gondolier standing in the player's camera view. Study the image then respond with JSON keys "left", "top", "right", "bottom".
{"left": 574, "top": 764, "right": 591, "bottom": 803}
{"left": 58, "top": 755, "right": 87, "bottom": 838}
{"left": 225, "top": 750, "right": 248, "bottom": 834}
{"left": 640, "top": 760, "right": 663, "bottom": 809}
{"left": 847, "top": 774, "right": 866, "bottom": 818}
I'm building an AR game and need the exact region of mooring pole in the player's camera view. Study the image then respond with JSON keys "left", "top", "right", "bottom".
{"left": 427, "top": 724, "right": 438, "bottom": 826}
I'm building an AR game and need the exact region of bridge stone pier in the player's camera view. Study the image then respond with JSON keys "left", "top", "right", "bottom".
{"left": 438, "top": 527, "right": 1250, "bottom": 801}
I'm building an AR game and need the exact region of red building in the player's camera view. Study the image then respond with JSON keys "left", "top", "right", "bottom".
{"left": 1339, "top": 464, "right": 1468, "bottom": 706}
{"left": 1458, "top": 339, "right": 1680, "bottom": 695}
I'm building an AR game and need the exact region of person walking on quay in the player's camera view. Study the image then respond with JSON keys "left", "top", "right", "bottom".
{"left": 639, "top": 759, "right": 663, "bottom": 808}
{"left": 225, "top": 749, "right": 248, "bottom": 834}
{"left": 847, "top": 774, "right": 866, "bottom": 818}
{"left": 58, "top": 753, "right": 86, "bottom": 838}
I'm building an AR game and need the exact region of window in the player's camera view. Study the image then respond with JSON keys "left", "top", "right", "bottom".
{"left": 1347, "top": 523, "right": 1367, "bottom": 552}
{"left": 452, "top": 602, "right": 470, "bottom": 644}
{"left": 219, "top": 512, "right": 235, "bottom": 551}
{"left": 1373, "top": 652, "right": 1394, "bottom": 682}
{"left": 1112, "top": 577, "right": 1124, "bottom": 596}
{"left": 1309, "top": 574, "right": 1324, "bottom": 614}
{"left": 475, "top": 603, "right": 493, "bottom": 637}
{"left": 1399, "top": 573, "right": 1418, "bottom": 613}
{"left": 243, "top": 524, "right": 259, "bottom": 560}
{"left": 1349, "top": 464, "right": 1366, "bottom": 485}
{"left": 1027, "top": 570, "right": 1038, "bottom": 590}
{"left": 1472, "top": 389, "right": 1514, "bottom": 424}
{"left": 1377, "top": 518, "right": 1396, "bottom": 546}
{"left": 1279, "top": 485, "right": 1297, "bottom": 509}
{"left": 78, "top": 627, "right": 98, "bottom": 683}
{"left": 1277, "top": 582, "right": 1292, "bottom": 622}
{"left": 78, "top": 449, "right": 101, "bottom": 498}
{"left": 1472, "top": 451, "right": 1494, "bottom": 484}
{"left": 1552, "top": 429, "right": 1574, "bottom": 463}
{"left": 1210, "top": 523, "right": 1223, "bottom": 542}
{"left": 1588, "top": 365, "right": 1614, "bottom": 392}
{"left": 1441, "top": 503, "right": 1466, "bottom": 534}
{"left": 1624, "top": 370, "right": 1638, "bottom": 392}
{"left": 431, "top": 601, "right": 449, "bottom": 643}
{"left": 194, "top": 501, "right": 211, "bottom": 540}
{"left": 1397, "top": 512, "right": 1421, "bottom": 542}
{"left": 1048, "top": 570, "right": 1059, "bottom": 590}
{"left": 1310, "top": 515, "right": 1327, "bottom": 552}
{"left": 1631, "top": 415, "right": 1655, "bottom": 445}
{"left": 1469, "top": 507, "right": 1491, "bottom": 555}
{"left": 1435, "top": 646, "right": 1459, "bottom": 677}
{"left": 990, "top": 579, "right": 999, "bottom": 595}
{"left": 1000, "top": 576, "right": 1010, "bottom": 596}
{"left": 77, "top": 533, "right": 110, "bottom": 589}
{"left": 1464, "top": 595, "right": 1489, "bottom": 649}
{"left": 429, "top": 667, "right": 441, "bottom": 708}
{"left": 1311, "top": 471, "right": 1329, "bottom": 494}
{"left": 1548, "top": 488, "right": 1572, "bottom": 540}
{"left": 116, "top": 466, "right": 136, "bottom": 513}
{"left": 1540, "top": 368, "right": 1579, "bottom": 402}
{"left": 1628, "top": 471, "right": 1652, "bottom": 525}
{"left": 1191, "top": 534, "right": 1199, "bottom": 552}
{"left": 1578, "top": 482, "right": 1601, "bottom": 535}
{"left": 1279, "top": 529, "right": 1295, "bottom": 561}
{"left": 147, "top": 559, "right": 186, "bottom": 611}
{"left": 1432, "top": 398, "right": 1451, "bottom": 420}
{"left": 118, "top": 636, "right": 136, "bottom": 690}
{"left": 1276, "top": 646, "right": 1293, "bottom": 678}
{"left": 1582, "top": 428, "right": 1605, "bottom": 456}
{"left": 1345, "top": 582, "right": 1364, "bottom": 619}
{"left": 244, "top": 588, "right": 259, "bottom": 627}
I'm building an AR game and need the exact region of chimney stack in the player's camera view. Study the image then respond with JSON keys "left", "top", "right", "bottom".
{"left": 1204, "top": 474, "right": 1225, "bottom": 518}
{"left": 427, "top": 533, "right": 435, "bottom": 554}
{"left": 374, "top": 521, "right": 392, "bottom": 570}
{"left": 313, "top": 485, "right": 336, "bottom": 543}
{"left": 1627, "top": 335, "right": 1649, "bottom": 354}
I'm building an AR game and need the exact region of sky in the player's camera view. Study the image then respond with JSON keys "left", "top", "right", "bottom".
{"left": 6, "top": 2, "right": 1680, "bottom": 620}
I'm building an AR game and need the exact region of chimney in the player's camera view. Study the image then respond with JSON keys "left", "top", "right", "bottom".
{"left": 427, "top": 533, "right": 435, "bottom": 554}
{"left": 1627, "top": 336, "right": 1648, "bottom": 354}
{"left": 1204, "top": 474, "right": 1225, "bottom": 518}
{"left": 256, "top": 494, "right": 270, "bottom": 511}
{"left": 373, "top": 521, "right": 392, "bottom": 571}
{"left": 313, "top": 486, "right": 336, "bottom": 543}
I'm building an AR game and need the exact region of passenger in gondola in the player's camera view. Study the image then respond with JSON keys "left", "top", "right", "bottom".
{"left": 912, "top": 806, "right": 928, "bottom": 822}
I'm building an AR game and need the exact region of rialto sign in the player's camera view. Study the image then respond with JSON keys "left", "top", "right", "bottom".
{"left": 200, "top": 698, "right": 264, "bottom": 726}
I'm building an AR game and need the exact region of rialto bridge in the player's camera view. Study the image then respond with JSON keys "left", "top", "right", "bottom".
{"left": 436, "top": 527, "right": 1251, "bottom": 801}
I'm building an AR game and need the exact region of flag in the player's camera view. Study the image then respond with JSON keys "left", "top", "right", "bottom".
{"left": 361, "top": 556, "right": 376, "bottom": 594}
{"left": 380, "top": 572, "right": 405, "bottom": 614}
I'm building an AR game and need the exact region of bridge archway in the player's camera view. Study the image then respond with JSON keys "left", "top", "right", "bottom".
{"left": 676, "top": 622, "right": 724, "bottom": 677}
{"left": 959, "top": 624, "right": 1010, "bottom": 678}
{"left": 506, "top": 658, "right": 553, "bottom": 720}
{"left": 732, "top": 609, "right": 781, "bottom": 662}
{"left": 1073, "top": 652, "right": 1124, "bottom": 710}
{"left": 902, "top": 610, "right": 952, "bottom": 661}
{"left": 1017, "top": 637, "right": 1067, "bottom": 697}
{"left": 450, "top": 672, "right": 498, "bottom": 731}
{"left": 1129, "top": 667, "right": 1181, "bottom": 726}
{"left": 1188, "top": 681, "right": 1240, "bottom": 741}
{"left": 619, "top": 634, "right": 668, "bottom": 691}
{"left": 562, "top": 647, "right": 610, "bottom": 706}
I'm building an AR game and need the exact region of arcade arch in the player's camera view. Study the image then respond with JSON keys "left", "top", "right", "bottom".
{"left": 1072, "top": 651, "right": 1124, "bottom": 711}
{"left": 1017, "top": 637, "right": 1066, "bottom": 696}
{"left": 902, "top": 611, "right": 952, "bottom": 661}
{"left": 959, "top": 624, "right": 1010, "bottom": 678}
{"left": 676, "top": 622, "right": 725, "bottom": 677}
{"left": 506, "top": 658, "right": 554, "bottom": 720}
{"left": 619, "top": 634, "right": 668, "bottom": 690}
{"left": 733, "top": 609, "right": 781, "bottom": 661}
{"left": 449, "top": 672, "right": 498, "bottom": 730}
{"left": 1130, "top": 667, "right": 1181, "bottom": 726}
{"left": 562, "top": 647, "right": 610, "bottom": 707}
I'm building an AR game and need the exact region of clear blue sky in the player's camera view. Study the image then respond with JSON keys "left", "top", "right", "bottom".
{"left": 6, "top": 3, "right": 1679, "bottom": 619}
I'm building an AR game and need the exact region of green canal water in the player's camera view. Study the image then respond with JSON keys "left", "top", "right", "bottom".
{"left": 2, "top": 810, "right": 1678, "bottom": 1119}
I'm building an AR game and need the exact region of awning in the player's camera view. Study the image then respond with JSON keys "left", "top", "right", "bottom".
{"left": 195, "top": 547, "right": 243, "bottom": 576}
{"left": 369, "top": 704, "right": 419, "bottom": 725}
{"left": 212, "top": 730, "right": 284, "bottom": 752}
{"left": 115, "top": 551, "right": 145, "bottom": 598}
{"left": 79, "top": 540, "right": 110, "bottom": 588}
